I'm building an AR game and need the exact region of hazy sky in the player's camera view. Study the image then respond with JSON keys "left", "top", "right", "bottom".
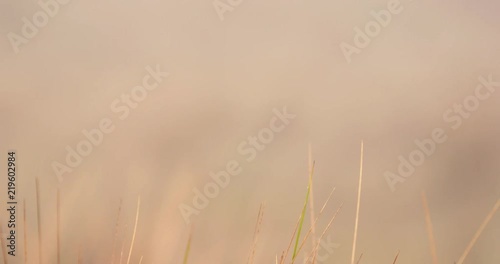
{"left": 1, "top": 0, "right": 499, "bottom": 263}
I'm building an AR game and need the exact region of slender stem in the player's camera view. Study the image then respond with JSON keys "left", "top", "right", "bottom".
{"left": 351, "top": 141, "right": 364, "bottom": 264}
{"left": 36, "top": 178, "right": 42, "bottom": 264}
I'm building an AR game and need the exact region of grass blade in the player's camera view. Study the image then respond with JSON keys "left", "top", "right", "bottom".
{"left": 111, "top": 199, "right": 123, "bottom": 264}
{"left": 421, "top": 191, "right": 439, "bottom": 264}
{"left": 23, "top": 199, "right": 28, "bottom": 264}
{"left": 291, "top": 161, "right": 315, "bottom": 262}
{"left": 308, "top": 143, "right": 316, "bottom": 250}
{"left": 296, "top": 187, "right": 336, "bottom": 256}
{"left": 57, "top": 188, "right": 61, "bottom": 264}
{"left": 456, "top": 199, "right": 500, "bottom": 264}
{"left": 351, "top": 141, "right": 364, "bottom": 264}
{"left": 247, "top": 203, "right": 265, "bottom": 264}
{"left": 36, "top": 178, "right": 42, "bottom": 264}
{"left": 280, "top": 215, "right": 301, "bottom": 264}
{"left": 183, "top": 225, "right": 193, "bottom": 264}
{"left": 126, "top": 196, "right": 141, "bottom": 264}
{"left": 392, "top": 250, "right": 400, "bottom": 264}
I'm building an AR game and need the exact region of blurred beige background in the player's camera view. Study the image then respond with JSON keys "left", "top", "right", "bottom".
{"left": 0, "top": 0, "right": 499, "bottom": 263}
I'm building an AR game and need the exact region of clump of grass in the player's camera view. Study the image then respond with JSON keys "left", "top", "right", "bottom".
{"left": 296, "top": 186, "right": 336, "bottom": 256}
{"left": 9, "top": 146, "right": 500, "bottom": 264}
{"left": 307, "top": 202, "right": 343, "bottom": 263}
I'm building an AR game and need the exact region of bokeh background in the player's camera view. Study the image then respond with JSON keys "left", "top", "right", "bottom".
{"left": 0, "top": 0, "right": 499, "bottom": 263}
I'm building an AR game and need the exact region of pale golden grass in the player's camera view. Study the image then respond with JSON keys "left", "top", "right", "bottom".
{"left": 57, "top": 188, "right": 61, "bottom": 264}
{"left": 6, "top": 149, "right": 499, "bottom": 264}
{"left": 35, "top": 177, "right": 42, "bottom": 264}
{"left": 126, "top": 196, "right": 141, "bottom": 264}
{"left": 350, "top": 141, "right": 364, "bottom": 264}
{"left": 307, "top": 143, "right": 316, "bottom": 252}
{"left": 421, "top": 191, "right": 439, "bottom": 264}
{"left": 23, "top": 199, "right": 27, "bottom": 264}
{"left": 456, "top": 199, "right": 500, "bottom": 264}
{"left": 111, "top": 199, "right": 123, "bottom": 264}
{"left": 279, "top": 215, "right": 301, "bottom": 264}
{"left": 296, "top": 186, "right": 336, "bottom": 256}
{"left": 307, "top": 202, "right": 343, "bottom": 264}
{"left": 182, "top": 224, "right": 193, "bottom": 264}
{"left": 392, "top": 250, "right": 400, "bottom": 264}
{"left": 355, "top": 253, "right": 363, "bottom": 264}
{"left": 119, "top": 241, "right": 125, "bottom": 264}
{"left": 247, "top": 203, "right": 265, "bottom": 264}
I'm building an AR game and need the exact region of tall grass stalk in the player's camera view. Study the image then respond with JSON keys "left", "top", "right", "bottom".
{"left": 36, "top": 178, "right": 42, "bottom": 264}
{"left": 456, "top": 199, "right": 500, "bottom": 264}
{"left": 183, "top": 225, "right": 193, "bottom": 264}
{"left": 126, "top": 196, "right": 141, "bottom": 264}
{"left": 421, "top": 191, "right": 439, "bottom": 264}
{"left": 350, "top": 141, "right": 364, "bottom": 264}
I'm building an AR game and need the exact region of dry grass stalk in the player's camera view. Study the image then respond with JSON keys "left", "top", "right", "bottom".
{"left": 392, "top": 251, "right": 400, "bottom": 264}
{"left": 57, "top": 188, "right": 61, "bottom": 264}
{"left": 36, "top": 178, "right": 42, "bottom": 264}
{"left": 279, "top": 215, "right": 301, "bottom": 264}
{"left": 296, "top": 187, "right": 336, "bottom": 256}
{"left": 421, "top": 191, "right": 439, "bottom": 264}
{"left": 23, "top": 199, "right": 28, "bottom": 264}
{"left": 456, "top": 199, "right": 500, "bottom": 264}
{"left": 351, "top": 141, "right": 364, "bottom": 264}
{"left": 306, "top": 202, "right": 344, "bottom": 264}
{"left": 119, "top": 241, "right": 125, "bottom": 264}
{"left": 111, "top": 199, "right": 123, "bottom": 264}
{"left": 356, "top": 253, "right": 363, "bottom": 264}
{"left": 183, "top": 224, "right": 193, "bottom": 264}
{"left": 308, "top": 143, "right": 316, "bottom": 251}
{"left": 247, "top": 203, "right": 265, "bottom": 264}
{"left": 126, "top": 196, "right": 141, "bottom": 264}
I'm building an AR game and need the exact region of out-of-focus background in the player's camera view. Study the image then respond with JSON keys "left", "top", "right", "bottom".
{"left": 1, "top": 0, "right": 499, "bottom": 263}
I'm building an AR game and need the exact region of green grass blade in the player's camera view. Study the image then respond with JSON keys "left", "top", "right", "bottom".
{"left": 292, "top": 162, "right": 314, "bottom": 261}
{"left": 183, "top": 226, "right": 193, "bottom": 264}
